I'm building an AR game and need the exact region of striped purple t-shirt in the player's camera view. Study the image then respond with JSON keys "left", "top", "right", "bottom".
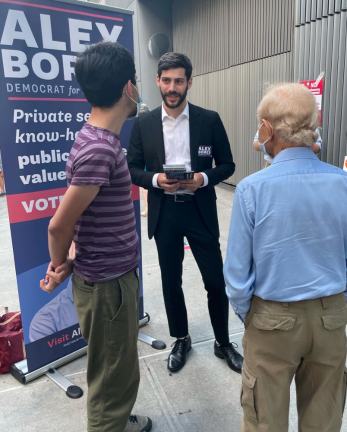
{"left": 66, "top": 123, "right": 140, "bottom": 282}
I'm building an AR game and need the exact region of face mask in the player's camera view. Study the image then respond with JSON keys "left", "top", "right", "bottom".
{"left": 126, "top": 84, "right": 145, "bottom": 120}
{"left": 257, "top": 123, "right": 272, "bottom": 157}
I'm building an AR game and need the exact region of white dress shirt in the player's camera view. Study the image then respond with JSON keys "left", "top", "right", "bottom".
{"left": 152, "top": 102, "right": 208, "bottom": 194}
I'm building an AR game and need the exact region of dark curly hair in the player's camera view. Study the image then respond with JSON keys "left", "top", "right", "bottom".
{"left": 75, "top": 41, "right": 136, "bottom": 108}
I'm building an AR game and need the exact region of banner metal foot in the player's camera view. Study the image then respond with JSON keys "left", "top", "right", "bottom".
{"left": 138, "top": 332, "right": 166, "bottom": 350}
{"left": 138, "top": 313, "right": 166, "bottom": 350}
{"left": 45, "top": 368, "right": 83, "bottom": 399}
{"left": 11, "top": 313, "right": 166, "bottom": 390}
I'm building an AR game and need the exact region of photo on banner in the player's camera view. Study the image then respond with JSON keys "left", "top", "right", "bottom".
{"left": 0, "top": 0, "right": 143, "bottom": 373}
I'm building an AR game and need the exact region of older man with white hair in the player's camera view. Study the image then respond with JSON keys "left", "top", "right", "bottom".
{"left": 224, "top": 82, "right": 347, "bottom": 432}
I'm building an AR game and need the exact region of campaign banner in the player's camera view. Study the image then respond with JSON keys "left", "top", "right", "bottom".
{"left": 300, "top": 79, "right": 324, "bottom": 125}
{"left": 0, "top": 0, "right": 143, "bottom": 373}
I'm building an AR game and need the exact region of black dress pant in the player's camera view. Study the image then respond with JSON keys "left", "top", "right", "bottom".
{"left": 153, "top": 197, "right": 230, "bottom": 346}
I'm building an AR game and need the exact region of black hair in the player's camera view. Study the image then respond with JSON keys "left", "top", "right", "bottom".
{"left": 157, "top": 52, "right": 193, "bottom": 81}
{"left": 75, "top": 41, "right": 136, "bottom": 108}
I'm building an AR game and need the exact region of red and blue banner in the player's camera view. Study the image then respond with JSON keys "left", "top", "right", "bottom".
{"left": 0, "top": 0, "right": 142, "bottom": 373}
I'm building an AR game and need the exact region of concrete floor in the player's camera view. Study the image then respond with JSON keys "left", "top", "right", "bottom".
{"left": 0, "top": 184, "right": 346, "bottom": 432}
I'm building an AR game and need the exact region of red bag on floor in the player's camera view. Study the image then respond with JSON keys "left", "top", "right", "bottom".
{"left": 0, "top": 306, "right": 26, "bottom": 374}
{"left": 0, "top": 307, "right": 22, "bottom": 331}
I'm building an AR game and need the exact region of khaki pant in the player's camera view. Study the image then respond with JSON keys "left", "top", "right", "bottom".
{"left": 241, "top": 293, "right": 347, "bottom": 432}
{"left": 72, "top": 271, "right": 140, "bottom": 432}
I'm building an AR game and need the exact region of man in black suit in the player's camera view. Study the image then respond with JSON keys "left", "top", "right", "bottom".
{"left": 128, "top": 53, "right": 243, "bottom": 373}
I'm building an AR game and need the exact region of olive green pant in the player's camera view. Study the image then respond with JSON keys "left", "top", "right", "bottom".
{"left": 72, "top": 271, "right": 140, "bottom": 432}
{"left": 241, "top": 293, "right": 347, "bottom": 432}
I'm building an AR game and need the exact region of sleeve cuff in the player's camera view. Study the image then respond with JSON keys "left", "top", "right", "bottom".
{"left": 235, "top": 310, "right": 247, "bottom": 324}
{"left": 200, "top": 172, "right": 209, "bottom": 188}
{"left": 152, "top": 173, "right": 160, "bottom": 188}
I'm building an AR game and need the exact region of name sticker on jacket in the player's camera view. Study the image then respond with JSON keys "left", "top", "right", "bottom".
{"left": 198, "top": 146, "right": 212, "bottom": 157}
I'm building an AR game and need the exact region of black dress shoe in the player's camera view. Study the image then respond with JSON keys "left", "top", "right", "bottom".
{"left": 167, "top": 336, "right": 192, "bottom": 372}
{"left": 214, "top": 341, "right": 243, "bottom": 374}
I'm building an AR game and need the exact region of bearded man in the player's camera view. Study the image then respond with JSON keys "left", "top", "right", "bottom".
{"left": 128, "top": 52, "right": 243, "bottom": 374}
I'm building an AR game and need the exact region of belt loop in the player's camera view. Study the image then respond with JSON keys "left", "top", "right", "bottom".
{"left": 320, "top": 297, "right": 329, "bottom": 310}
{"left": 282, "top": 302, "right": 289, "bottom": 311}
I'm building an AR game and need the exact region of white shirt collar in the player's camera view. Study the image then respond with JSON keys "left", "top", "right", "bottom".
{"left": 162, "top": 102, "right": 190, "bottom": 121}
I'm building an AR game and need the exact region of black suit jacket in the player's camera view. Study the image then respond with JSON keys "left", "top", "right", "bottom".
{"left": 127, "top": 103, "right": 235, "bottom": 239}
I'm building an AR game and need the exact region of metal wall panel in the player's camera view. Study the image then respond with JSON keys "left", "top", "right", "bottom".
{"left": 329, "top": 0, "right": 336, "bottom": 14}
{"left": 314, "top": 19, "right": 323, "bottom": 75}
{"left": 172, "top": 0, "right": 229, "bottom": 77}
{"left": 171, "top": 0, "right": 347, "bottom": 183}
{"left": 304, "top": 24, "right": 311, "bottom": 77}
{"left": 296, "top": 0, "right": 303, "bottom": 25}
{"left": 297, "top": 0, "right": 343, "bottom": 19}
{"left": 333, "top": 11, "right": 346, "bottom": 166}
{"left": 170, "top": 0, "right": 295, "bottom": 184}
{"left": 301, "top": 0, "right": 307, "bottom": 23}
{"left": 294, "top": 5, "right": 347, "bottom": 169}
{"left": 338, "top": 42, "right": 347, "bottom": 166}
{"left": 172, "top": 0, "right": 292, "bottom": 77}
{"left": 317, "top": 0, "right": 323, "bottom": 17}
{"left": 311, "top": 0, "right": 318, "bottom": 20}
{"left": 306, "top": 0, "right": 312, "bottom": 22}
{"left": 294, "top": 26, "right": 300, "bottom": 79}
{"left": 188, "top": 53, "right": 293, "bottom": 185}
{"left": 308, "top": 21, "right": 316, "bottom": 77}
{"left": 299, "top": 25, "right": 306, "bottom": 78}
{"left": 326, "top": 13, "right": 341, "bottom": 163}
{"left": 285, "top": 0, "right": 293, "bottom": 52}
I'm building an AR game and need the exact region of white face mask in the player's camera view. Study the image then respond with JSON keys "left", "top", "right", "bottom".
{"left": 257, "top": 122, "right": 272, "bottom": 157}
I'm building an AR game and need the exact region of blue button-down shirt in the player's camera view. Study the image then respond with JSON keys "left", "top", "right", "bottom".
{"left": 224, "top": 147, "right": 347, "bottom": 322}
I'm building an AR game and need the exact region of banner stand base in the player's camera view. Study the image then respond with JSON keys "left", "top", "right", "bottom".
{"left": 11, "top": 313, "right": 166, "bottom": 393}
{"left": 10, "top": 346, "right": 88, "bottom": 385}
{"left": 139, "top": 313, "right": 166, "bottom": 350}
{"left": 46, "top": 368, "right": 83, "bottom": 399}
